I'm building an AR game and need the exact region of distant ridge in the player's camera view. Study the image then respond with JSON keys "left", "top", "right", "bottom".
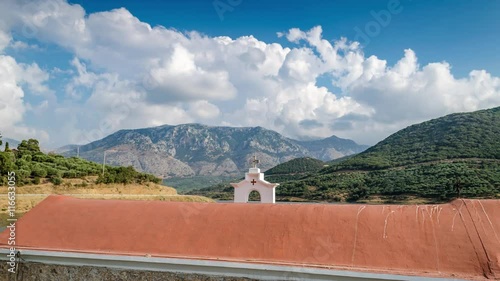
{"left": 53, "top": 144, "right": 80, "bottom": 155}
{"left": 0, "top": 138, "right": 20, "bottom": 150}
{"left": 61, "top": 124, "right": 368, "bottom": 178}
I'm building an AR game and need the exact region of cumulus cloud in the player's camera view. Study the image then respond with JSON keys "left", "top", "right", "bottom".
{"left": 0, "top": 55, "right": 49, "bottom": 142}
{"left": 0, "top": 0, "right": 499, "bottom": 147}
{"left": 20, "top": 62, "right": 52, "bottom": 95}
{"left": 0, "top": 56, "right": 25, "bottom": 127}
{"left": 145, "top": 44, "right": 237, "bottom": 103}
{"left": 342, "top": 49, "right": 500, "bottom": 123}
{"left": 283, "top": 27, "right": 500, "bottom": 141}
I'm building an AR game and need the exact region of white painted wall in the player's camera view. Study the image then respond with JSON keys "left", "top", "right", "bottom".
{"left": 231, "top": 168, "right": 278, "bottom": 204}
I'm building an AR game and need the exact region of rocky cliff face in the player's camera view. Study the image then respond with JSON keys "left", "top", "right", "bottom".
{"left": 64, "top": 124, "right": 368, "bottom": 178}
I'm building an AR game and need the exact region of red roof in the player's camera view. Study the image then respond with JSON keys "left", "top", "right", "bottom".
{"left": 1, "top": 195, "right": 499, "bottom": 280}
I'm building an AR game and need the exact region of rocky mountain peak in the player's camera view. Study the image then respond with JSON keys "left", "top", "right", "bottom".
{"left": 62, "top": 124, "right": 368, "bottom": 178}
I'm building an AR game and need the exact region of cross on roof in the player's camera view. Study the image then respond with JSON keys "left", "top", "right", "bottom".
{"left": 251, "top": 179, "right": 257, "bottom": 185}
{"left": 252, "top": 155, "right": 260, "bottom": 168}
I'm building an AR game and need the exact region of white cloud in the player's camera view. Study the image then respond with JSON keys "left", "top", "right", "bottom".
{"left": 286, "top": 28, "right": 306, "bottom": 43}
{"left": 282, "top": 27, "right": 500, "bottom": 142}
{"left": 0, "top": 0, "right": 499, "bottom": 146}
{"left": 188, "top": 100, "right": 221, "bottom": 120}
{"left": 0, "top": 55, "right": 25, "bottom": 127}
{"left": 145, "top": 44, "right": 237, "bottom": 103}
{"left": 20, "top": 62, "right": 52, "bottom": 94}
{"left": 64, "top": 57, "right": 97, "bottom": 100}
{"left": 0, "top": 55, "right": 49, "bottom": 142}
{"left": 9, "top": 41, "right": 41, "bottom": 51}
{"left": 60, "top": 58, "right": 196, "bottom": 145}
{"left": 278, "top": 48, "right": 322, "bottom": 83}
{"left": 343, "top": 49, "right": 500, "bottom": 124}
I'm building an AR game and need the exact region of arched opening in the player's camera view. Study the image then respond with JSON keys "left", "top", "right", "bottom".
{"left": 248, "top": 190, "right": 261, "bottom": 202}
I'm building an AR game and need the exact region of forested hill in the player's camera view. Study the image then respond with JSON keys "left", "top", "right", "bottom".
{"left": 265, "top": 157, "right": 326, "bottom": 175}
{"left": 0, "top": 138, "right": 160, "bottom": 186}
{"left": 264, "top": 157, "right": 326, "bottom": 183}
{"left": 288, "top": 107, "right": 500, "bottom": 202}
{"left": 327, "top": 107, "right": 500, "bottom": 171}
{"left": 191, "top": 107, "right": 500, "bottom": 203}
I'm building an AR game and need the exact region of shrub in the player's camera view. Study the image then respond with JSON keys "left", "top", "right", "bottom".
{"left": 46, "top": 167, "right": 62, "bottom": 178}
{"left": 16, "top": 169, "right": 31, "bottom": 182}
{"left": 63, "top": 170, "right": 78, "bottom": 178}
{"left": 50, "top": 176, "right": 63, "bottom": 186}
{"left": 31, "top": 164, "right": 48, "bottom": 178}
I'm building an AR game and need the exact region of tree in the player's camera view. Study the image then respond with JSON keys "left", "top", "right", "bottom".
{"left": 17, "top": 139, "right": 41, "bottom": 158}
{"left": 4, "top": 142, "right": 10, "bottom": 152}
{"left": 454, "top": 178, "right": 463, "bottom": 198}
{"left": 18, "top": 139, "right": 41, "bottom": 152}
{"left": 0, "top": 152, "right": 15, "bottom": 178}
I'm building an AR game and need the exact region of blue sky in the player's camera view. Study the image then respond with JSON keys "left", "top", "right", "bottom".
{"left": 68, "top": 0, "right": 500, "bottom": 77}
{"left": 0, "top": 0, "right": 499, "bottom": 148}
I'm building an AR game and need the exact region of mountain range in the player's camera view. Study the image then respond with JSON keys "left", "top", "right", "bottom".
{"left": 191, "top": 107, "right": 500, "bottom": 202}
{"left": 62, "top": 124, "right": 368, "bottom": 178}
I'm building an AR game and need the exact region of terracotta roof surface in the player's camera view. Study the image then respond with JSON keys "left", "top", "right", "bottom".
{"left": 1, "top": 196, "right": 499, "bottom": 280}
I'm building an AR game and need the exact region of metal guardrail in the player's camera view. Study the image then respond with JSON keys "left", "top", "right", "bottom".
{"left": 0, "top": 249, "right": 465, "bottom": 281}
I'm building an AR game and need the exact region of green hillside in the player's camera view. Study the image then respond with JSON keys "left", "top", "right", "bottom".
{"left": 285, "top": 107, "right": 500, "bottom": 202}
{"left": 0, "top": 138, "right": 160, "bottom": 186}
{"left": 266, "top": 157, "right": 326, "bottom": 175}
{"left": 264, "top": 157, "right": 326, "bottom": 183}
{"left": 191, "top": 107, "right": 500, "bottom": 203}
{"left": 328, "top": 107, "right": 500, "bottom": 171}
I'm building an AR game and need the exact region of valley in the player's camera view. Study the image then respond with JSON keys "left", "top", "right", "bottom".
{"left": 190, "top": 107, "right": 500, "bottom": 203}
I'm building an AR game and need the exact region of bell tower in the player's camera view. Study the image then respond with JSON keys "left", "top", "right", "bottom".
{"left": 231, "top": 156, "right": 279, "bottom": 203}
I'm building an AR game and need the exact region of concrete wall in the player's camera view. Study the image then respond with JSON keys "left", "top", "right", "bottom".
{"left": 0, "top": 262, "right": 257, "bottom": 281}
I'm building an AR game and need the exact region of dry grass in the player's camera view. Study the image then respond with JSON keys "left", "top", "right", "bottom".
{"left": 357, "top": 195, "right": 441, "bottom": 205}
{"left": 0, "top": 177, "right": 178, "bottom": 195}
{"left": 0, "top": 178, "right": 214, "bottom": 227}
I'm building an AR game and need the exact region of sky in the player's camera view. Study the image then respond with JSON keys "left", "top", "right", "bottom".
{"left": 0, "top": 0, "right": 499, "bottom": 148}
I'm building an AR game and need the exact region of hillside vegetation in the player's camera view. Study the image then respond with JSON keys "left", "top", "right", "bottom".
{"left": 329, "top": 107, "right": 500, "bottom": 171}
{"left": 264, "top": 157, "right": 326, "bottom": 183}
{"left": 191, "top": 107, "right": 500, "bottom": 203}
{"left": 0, "top": 139, "right": 160, "bottom": 186}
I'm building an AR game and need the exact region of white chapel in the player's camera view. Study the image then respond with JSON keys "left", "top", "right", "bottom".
{"left": 230, "top": 156, "right": 279, "bottom": 203}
